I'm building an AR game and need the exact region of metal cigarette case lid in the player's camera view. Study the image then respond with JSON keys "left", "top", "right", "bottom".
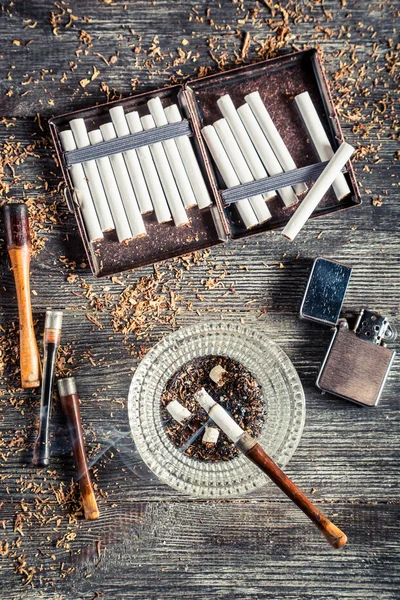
{"left": 317, "top": 314, "right": 396, "bottom": 407}
{"left": 300, "top": 257, "right": 352, "bottom": 327}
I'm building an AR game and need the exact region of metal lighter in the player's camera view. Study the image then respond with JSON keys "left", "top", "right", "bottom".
{"left": 301, "top": 257, "right": 396, "bottom": 407}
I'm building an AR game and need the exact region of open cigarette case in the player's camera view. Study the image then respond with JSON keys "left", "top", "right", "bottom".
{"left": 49, "top": 49, "right": 361, "bottom": 277}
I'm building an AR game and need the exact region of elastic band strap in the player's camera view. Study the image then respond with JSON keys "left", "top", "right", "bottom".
{"left": 64, "top": 120, "right": 192, "bottom": 165}
{"left": 221, "top": 161, "right": 347, "bottom": 205}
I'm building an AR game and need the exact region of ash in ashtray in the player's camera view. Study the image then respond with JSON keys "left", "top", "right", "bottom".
{"left": 160, "top": 355, "right": 264, "bottom": 461}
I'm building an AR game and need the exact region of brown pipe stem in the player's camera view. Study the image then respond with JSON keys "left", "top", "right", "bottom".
{"left": 58, "top": 378, "right": 99, "bottom": 520}
{"left": 237, "top": 433, "right": 347, "bottom": 549}
{"left": 3, "top": 204, "right": 41, "bottom": 388}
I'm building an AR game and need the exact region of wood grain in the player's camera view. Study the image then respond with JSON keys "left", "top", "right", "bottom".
{"left": 0, "top": 0, "right": 399, "bottom": 598}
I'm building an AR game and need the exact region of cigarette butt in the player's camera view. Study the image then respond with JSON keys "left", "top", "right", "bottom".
{"left": 202, "top": 426, "right": 220, "bottom": 445}
{"left": 59, "top": 130, "right": 103, "bottom": 242}
{"left": 245, "top": 91, "right": 308, "bottom": 195}
{"left": 148, "top": 97, "right": 197, "bottom": 209}
{"left": 294, "top": 92, "right": 351, "bottom": 201}
{"left": 164, "top": 103, "right": 213, "bottom": 209}
{"left": 69, "top": 119, "right": 115, "bottom": 232}
{"left": 209, "top": 365, "right": 228, "bottom": 387}
{"left": 166, "top": 400, "right": 192, "bottom": 424}
{"left": 201, "top": 124, "right": 258, "bottom": 230}
{"left": 109, "top": 105, "right": 153, "bottom": 214}
{"left": 282, "top": 142, "right": 355, "bottom": 241}
{"left": 216, "top": 94, "right": 275, "bottom": 202}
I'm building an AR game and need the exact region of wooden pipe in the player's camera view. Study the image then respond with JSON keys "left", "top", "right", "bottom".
{"left": 33, "top": 310, "right": 63, "bottom": 467}
{"left": 236, "top": 434, "right": 347, "bottom": 549}
{"left": 57, "top": 377, "right": 99, "bottom": 520}
{"left": 3, "top": 204, "right": 41, "bottom": 388}
{"left": 194, "top": 388, "right": 347, "bottom": 549}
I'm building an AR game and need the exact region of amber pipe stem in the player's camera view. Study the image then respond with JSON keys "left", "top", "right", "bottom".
{"left": 57, "top": 378, "right": 99, "bottom": 520}
{"left": 236, "top": 433, "right": 347, "bottom": 549}
{"left": 3, "top": 204, "right": 41, "bottom": 388}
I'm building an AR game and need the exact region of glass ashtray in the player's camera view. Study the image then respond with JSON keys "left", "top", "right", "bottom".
{"left": 128, "top": 322, "right": 305, "bottom": 498}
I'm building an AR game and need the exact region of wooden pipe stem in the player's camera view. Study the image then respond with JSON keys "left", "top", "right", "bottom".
{"left": 3, "top": 204, "right": 41, "bottom": 388}
{"left": 57, "top": 378, "right": 99, "bottom": 520}
{"left": 32, "top": 310, "right": 63, "bottom": 467}
{"left": 236, "top": 433, "right": 347, "bottom": 549}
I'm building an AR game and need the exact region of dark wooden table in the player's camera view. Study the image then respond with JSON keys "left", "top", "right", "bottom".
{"left": 1, "top": 1, "right": 399, "bottom": 598}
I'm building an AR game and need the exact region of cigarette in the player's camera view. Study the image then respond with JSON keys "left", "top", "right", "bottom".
{"left": 209, "top": 365, "right": 227, "bottom": 387}
{"left": 69, "top": 119, "right": 114, "bottom": 232}
{"left": 202, "top": 426, "right": 220, "bottom": 445}
{"left": 166, "top": 399, "right": 192, "bottom": 424}
{"left": 125, "top": 111, "right": 172, "bottom": 224}
{"left": 282, "top": 142, "right": 355, "bottom": 241}
{"left": 216, "top": 94, "right": 275, "bottom": 202}
{"left": 237, "top": 103, "right": 298, "bottom": 207}
{"left": 245, "top": 91, "right": 308, "bottom": 195}
{"left": 141, "top": 114, "right": 189, "bottom": 227}
{"left": 202, "top": 124, "right": 258, "bottom": 230}
{"left": 214, "top": 118, "right": 272, "bottom": 223}
{"left": 163, "top": 103, "right": 213, "bottom": 209}
{"left": 59, "top": 130, "right": 103, "bottom": 242}
{"left": 148, "top": 97, "right": 197, "bottom": 209}
{"left": 109, "top": 106, "right": 153, "bottom": 214}
{"left": 294, "top": 92, "right": 351, "bottom": 201}
{"left": 99, "top": 122, "right": 147, "bottom": 238}
{"left": 87, "top": 129, "right": 132, "bottom": 243}
{"left": 193, "top": 388, "right": 243, "bottom": 443}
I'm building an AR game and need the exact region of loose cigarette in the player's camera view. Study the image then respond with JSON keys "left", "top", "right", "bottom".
{"left": 164, "top": 103, "right": 213, "bottom": 209}
{"left": 202, "top": 125, "right": 258, "bottom": 230}
{"left": 141, "top": 114, "right": 189, "bottom": 227}
{"left": 109, "top": 106, "right": 153, "bottom": 214}
{"left": 193, "top": 388, "right": 243, "bottom": 443}
{"left": 282, "top": 142, "right": 355, "bottom": 241}
{"left": 148, "top": 97, "right": 197, "bottom": 209}
{"left": 214, "top": 118, "right": 272, "bottom": 223}
{"left": 294, "top": 92, "right": 351, "bottom": 200}
{"left": 99, "top": 122, "right": 147, "bottom": 238}
{"left": 166, "top": 399, "right": 192, "bottom": 424}
{"left": 59, "top": 130, "right": 103, "bottom": 242}
{"left": 202, "top": 426, "right": 220, "bottom": 445}
{"left": 237, "top": 104, "right": 298, "bottom": 207}
{"left": 209, "top": 365, "right": 227, "bottom": 387}
{"left": 245, "top": 91, "right": 308, "bottom": 195}
{"left": 216, "top": 94, "right": 275, "bottom": 202}
{"left": 125, "top": 111, "right": 172, "bottom": 224}
{"left": 87, "top": 129, "right": 132, "bottom": 243}
{"left": 69, "top": 119, "right": 114, "bottom": 231}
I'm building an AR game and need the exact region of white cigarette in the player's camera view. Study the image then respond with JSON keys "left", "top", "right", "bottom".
{"left": 214, "top": 118, "right": 272, "bottom": 224}
{"left": 282, "top": 142, "right": 355, "bottom": 241}
{"left": 294, "top": 92, "right": 351, "bottom": 201}
{"left": 202, "top": 125, "right": 258, "bottom": 230}
{"left": 109, "top": 106, "right": 153, "bottom": 214}
{"left": 164, "top": 103, "right": 213, "bottom": 209}
{"left": 245, "top": 91, "right": 308, "bottom": 195}
{"left": 69, "top": 119, "right": 115, "bottom": 232}
{"left": 202, "top": 426, "right": 220, "bottom": 445}
{"left": 166, "top": 399, "right": 192, "bottom": 424}
{"left": 87, "top": 128, "right": 132, "bottom": 243}
{"left": 148, "top": 97, "right": 197, "bottom": 209}
{"left": 99, "top": 122, "right": 146, "bottom": 238}
{"left": 125, "top": 111, "right": 172, "bottom": 223}
{"left": 216, "top": 94, "right": 275, "bottom": 202}
{"left": 237, "top": 104, "right": 298, "bottom": 207}
{"left": 193, "top": 388, "right": 243, "bottom": 443}
{"left": 59, "top": 130, "right": 103, "bottom": 242}
{"left": 141, "top": 114, "right": 189, "bottom": 227}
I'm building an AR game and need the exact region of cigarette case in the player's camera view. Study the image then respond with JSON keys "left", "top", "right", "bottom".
{"left": 49, "top": 49, "right": 361, "bottom": 278}
{"left": 301, "top": 258, "right": 396, "bottom": 407}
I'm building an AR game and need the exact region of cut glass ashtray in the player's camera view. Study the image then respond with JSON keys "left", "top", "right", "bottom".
{"left": 128, "top": 322, "right": 305, "bottom": 498}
